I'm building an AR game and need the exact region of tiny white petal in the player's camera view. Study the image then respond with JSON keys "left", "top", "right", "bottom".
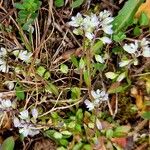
{"left": 31, "top": 108, "right": 38, "bottom": 119}
{"left": 123, "top": 42, "right": 138, "bottom": 54}
{"left": 68, "top": 13, "right": 83, "bottom": 27}
{"left": 13, "top": 117, "right": 20, "bottom": 127}
{"left": 142, "top": 47, "right": 150, "bottom": 57}
{"left": 84, "top": 99, "right": 94, "bottom": 111}
{"left": 0, "top": 47, "right": 7, "bottom": 57}
{"left": 1, "top": 99, "right": 12, "bottom": 108}
{"left": 19, "top": 126, "right": 29, "bottom": 137}
{"left": 100, "top": 37, "right": 112, "bottom": 44}
{"left": 96, "top": 118, "right": 103, "bottom": 130}
{"left": 19, "top": 110, "right": 29, "bottom": 120}
{"left": 102, "top": 24, "right": 113, "bottom": 34}
{"left": 91, "top": 90, "right": 99, "bottom": 99}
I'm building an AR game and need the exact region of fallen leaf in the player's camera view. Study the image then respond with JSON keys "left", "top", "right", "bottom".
{"left": 111, "top": 137, "right": 127, "bottom": 148}
{"left": 53, "top": 47, "right": 83, "bottom": 64}
{"left": 131, "top": 87, "right": 144, "bottom": 110}
{"left": 136, "top": 0, "right": 150, "bottom": 18}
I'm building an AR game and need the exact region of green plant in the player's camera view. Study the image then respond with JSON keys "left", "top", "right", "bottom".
{"left": 14, "top": 0, "right": 41, "bottom": 31}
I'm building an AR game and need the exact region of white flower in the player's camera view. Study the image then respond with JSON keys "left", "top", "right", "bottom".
{"left": 83, "top": 14, "right": 99, "bottom": 31}
{"left": 19, "top": 124, "right": 39, "bottom": 137}
{"left": 31, "top": 108, "right": 38, "bottom": 119}
{"left": 91, "top": 89, "right": 108, "bottom": 102}
{"left": 0, "top": 47, "right": 7, "bottom": 57}
{"left": 0, "top": 59, "right": 9, "bottom": 73}
{"left": 13, "top": 50, "right": 32, "bottom": 62}
{"left": 0, "top": 99, "right": 12, "bottom": 108}
{"left": 19, "top": 110, "right": 29, "bottom": 120}
{"left": 84, "top": 99, "right": 95, "bottom": 111}
{"left": 19, "top": 125, "right": 30, "bottom": 137}
{"left": 13, "top": 117, "right": 21, "bottom": 127}
{"left": 102, "top": 24, "right": 113, "bottom": 34}
{"left": 85, "top": 89, "right": 109, "bottom": 111}
{"left": 119, "top": 59, "right": 132, "bottom": 67}
{"left": 95, "top": 55, "right": 105, "bottom": 63}
{"left": 18, "top": 50, "right": 32, "bottom": 62}
{"left": 105, "top": 72, "right": 118, "bottom": 79}
{"left": 142, "top": 47, "right": 150, "bottom": 57}
{"left": 68, "top": 13, "right": 83, "bottom": 27}
{"left": 99, "top": 10, "right": 114, "bottom": 35}
{"left": 123, "top": 41, "right": 138, "bottom": 54}
{"left": 100, "top": 37, "right": 112, "bottom": 44}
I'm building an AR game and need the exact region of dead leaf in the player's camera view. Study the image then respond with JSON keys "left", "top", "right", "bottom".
{"left": 136, "top": 0, "right": 150, "bottom": 18}
{"left": 33, "top": 138, "right": 57, "bottom": 150}
{"left": 131, "top": 87, "right": 144, "bottom": 110}
{"left": 111, "top": 137, "right": 127, "bottom": 149}
{"left": 53, "top": 47, "right": 83, "bottom": 64}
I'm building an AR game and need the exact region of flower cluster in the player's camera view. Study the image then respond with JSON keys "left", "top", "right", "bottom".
{"left": 0, "top": 47, "right": 33, "bottom": 73}
{"left": 0, "top": 47, "right": 9, "bottom": 73}
{"left": 119, "top": 38, "right": 150, "bottom": 67}
{"left": 84, "top": 89, "right": 109, "bottom": 111}
{"left": 123, "top": 38, "right": 150, "bottom": 57}
{"left": 13, "top": 109, "right": 40, "bottom": 137}
{"left": 68, "top": 10, "right": 114, "bottom": 41}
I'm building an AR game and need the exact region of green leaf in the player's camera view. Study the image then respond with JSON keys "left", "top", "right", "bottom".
{"left": 76, "top": 109, "right": 83, "bottom": 121}
{"left": 71, "top": 55, "right": 79, "bottom": 68}
{"left": 141, "top": 111, "right": 150, "bottom": 120}
{"left": 71, "top": 87, "right": 81, "bottom": 99}
{"left": 113, "top": 126, "right": 131, "bottom": 137}
{"left": 44, "top": 130, "right": 55, "bottom": 139}
{"left": 113, "top": 32, "right": 126, "bottom": 42}
{"left": 45, "top": 83, "right": 59, "bottom": 96}
{"left": 113, "top": 0, "right": 144, "bottom": 33}
{"left": 60, "top": 64, "right": 68, "bottom": 74}
{"left": 82, "top": 144, "right": 92, "bottom": 150}
{"left": 14, "top": 3, "right": 25, "bottom": 9}
{"left": 53, "top": 132, "right": 63, "bottom": 139}
{"left": 36, "top": 66, "right": 46, "bottom": 77}
{"left": 15, "top": 86, "right": 25, "bottom": 100}
{"left": 83, "top": 70, "right": 91, "bottom": 87}
{"left": 73, "top": 142, "right": 83, "bottom": 150}
{"left": 108, "top": 83, "right": 129, "bottom": 94}
{"left": 54, "top": 0, "right": 64, "bottom": 7}
{"left": 139, "top": 12, "right": 149, "bottom": 26}
{"left": 92, "top": 40, "right": 103, "bottom": 54}
{"left": 2, "top": 136, "right": 15, "bottom": 150}
{"left": 44, "top": 71, "right": 51, "bottom": 80}
{"left": 59, "top": 139, "right": 68, "bottom": 146}
{"left": 79, "top": 58, "right": 85, "bottom": 69}
{"left": 106, "top": 129, "right": 114, "bottom": 138}
{"left": 70, "top": 0, "right": 84, "bottom": 8}
{"left": 133, "top": 26, "right": 141, "bottom": 36}
{"left": 61, "top": 131, "right": 72, "bottom": 136}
